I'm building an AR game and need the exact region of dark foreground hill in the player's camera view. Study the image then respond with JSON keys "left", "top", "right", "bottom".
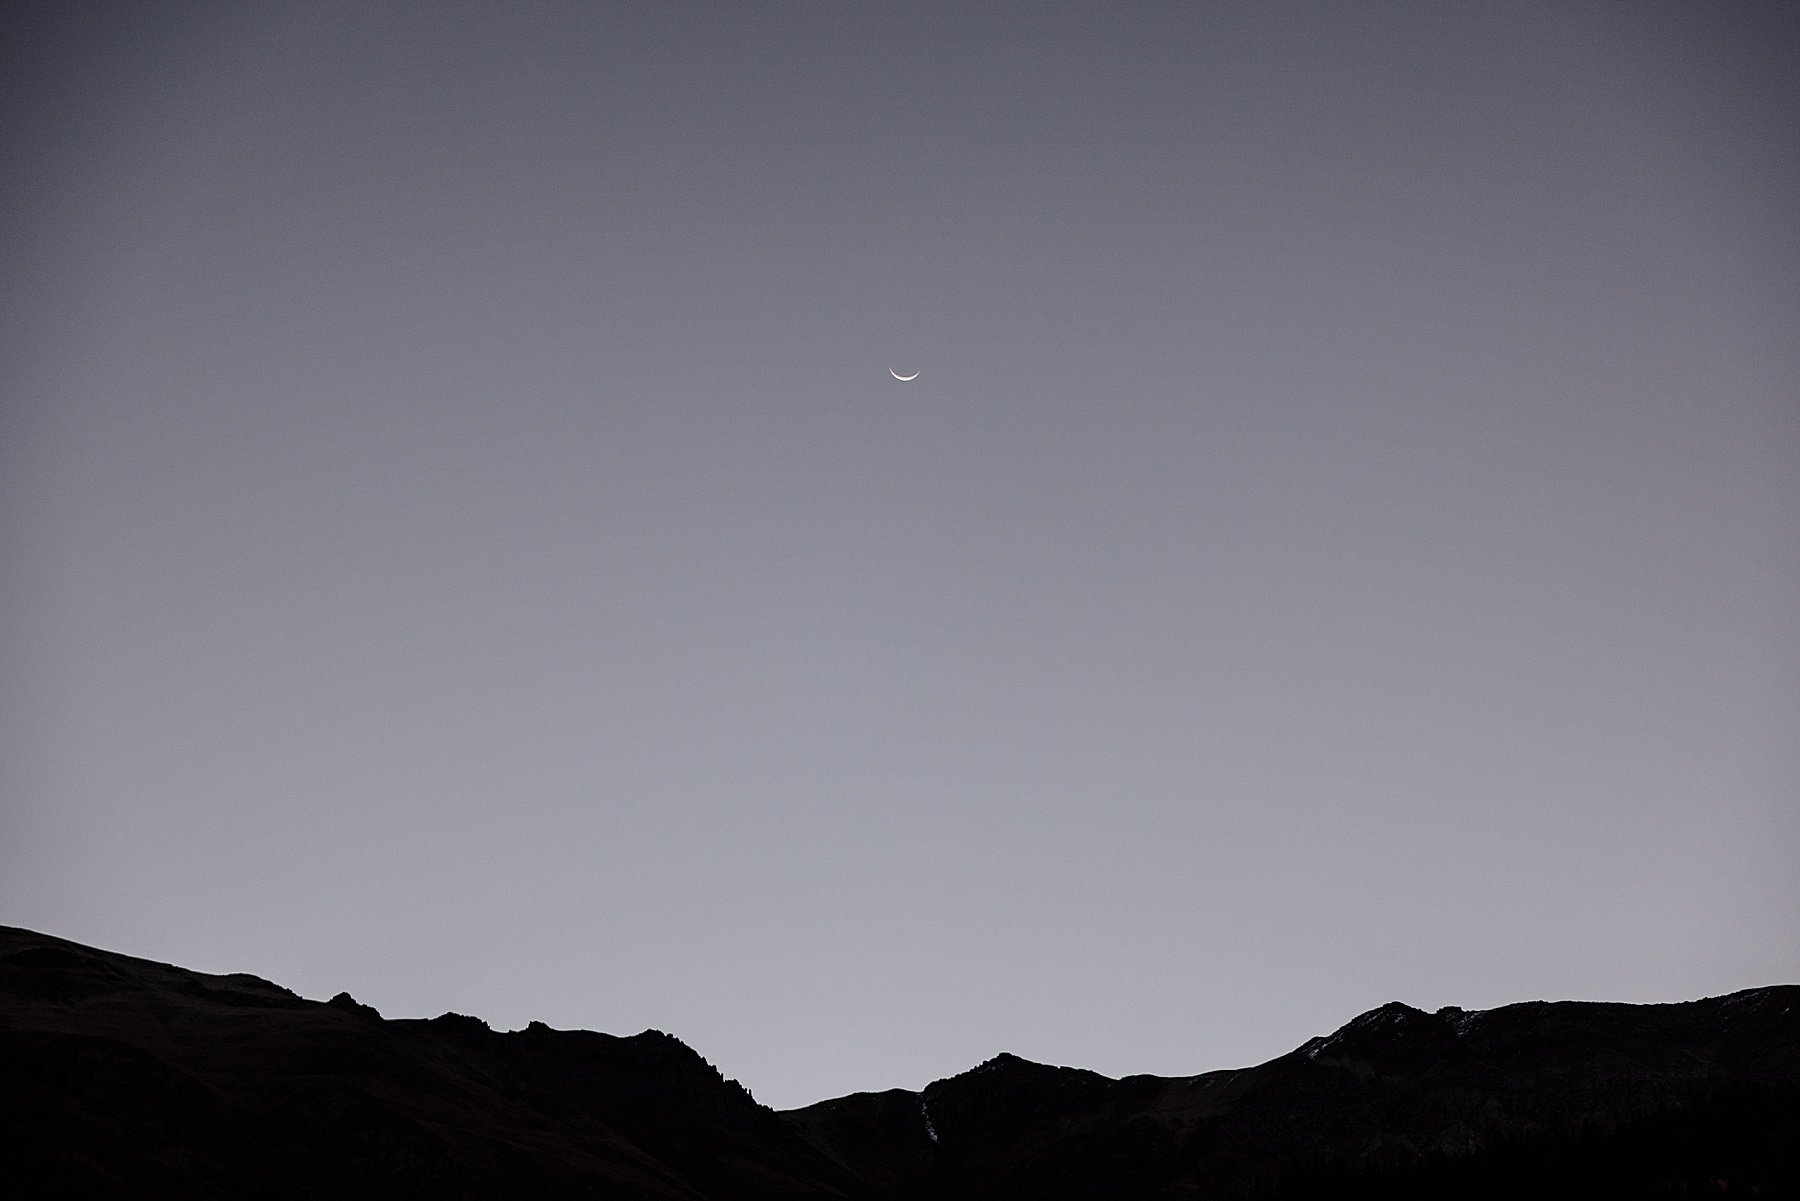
{"left": 3, "top": 926, "right": 1795, "bottom": 1199}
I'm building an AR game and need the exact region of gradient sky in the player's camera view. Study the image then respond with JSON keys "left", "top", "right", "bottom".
{"left": 4, "top": 1, "right": 1797, "bottom": 1111}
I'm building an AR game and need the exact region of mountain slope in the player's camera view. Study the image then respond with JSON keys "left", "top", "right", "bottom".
{"left": 0, "top": 926, "right": 867, "bottom": 1199}
{"left": 4, "top": 925, "right": 1796, "bottom": 1198}
{"left": 788, "top": 993, "right": 1800, "bottom": 1198}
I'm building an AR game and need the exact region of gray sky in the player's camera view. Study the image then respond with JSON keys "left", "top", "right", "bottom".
{"left": 4, "top": 1, "right": 1797, "bottom": 1110}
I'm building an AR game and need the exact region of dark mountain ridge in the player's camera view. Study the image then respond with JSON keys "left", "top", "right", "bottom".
{"left": 3, "top": 925, "right": 1795, "bottom": 1198}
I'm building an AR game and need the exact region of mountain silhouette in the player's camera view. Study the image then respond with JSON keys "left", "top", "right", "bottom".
{"left": 4, "top": 925, "right": 1795, "bottom": 1198}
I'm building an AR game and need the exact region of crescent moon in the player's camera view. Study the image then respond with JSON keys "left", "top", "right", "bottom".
{"left": 889, "top": 369, "right": 920, "bottom": 381}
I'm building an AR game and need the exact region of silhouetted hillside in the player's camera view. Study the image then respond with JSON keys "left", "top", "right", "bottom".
{"left": 4, "top": 926, "right": 1795, "bottom": 1198}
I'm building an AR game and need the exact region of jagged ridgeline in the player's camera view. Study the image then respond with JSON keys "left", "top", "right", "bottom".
{"left": 3, "top": 925, "right": 1796, "bottom": 1199}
